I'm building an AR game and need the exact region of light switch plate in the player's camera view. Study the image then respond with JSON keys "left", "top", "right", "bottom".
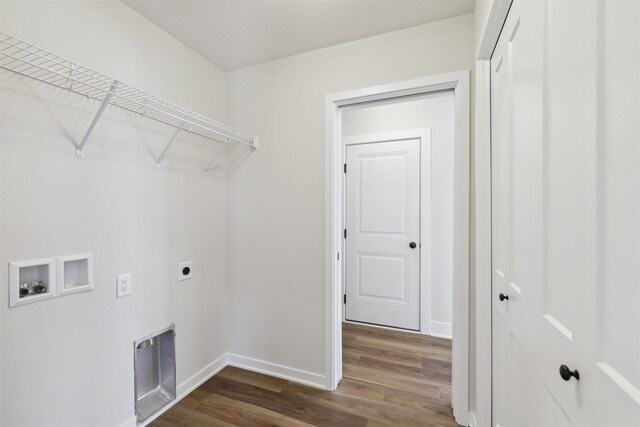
{"left": 178, "top": 261, "right": 193, "bottom": 281}
{"left": 117, "top": 273, "right": 132, "bottom": 297}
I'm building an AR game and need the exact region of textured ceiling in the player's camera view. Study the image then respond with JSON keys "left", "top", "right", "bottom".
{"left": 123, "top": 0, "right": 475, "bottom": 71}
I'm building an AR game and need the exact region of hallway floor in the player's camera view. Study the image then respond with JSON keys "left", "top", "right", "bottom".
{"left": 150, "top": 322, "right": 456, "bottom": 426}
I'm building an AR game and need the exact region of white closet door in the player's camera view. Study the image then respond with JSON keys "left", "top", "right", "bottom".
{"left": 491, "top": 0, "right": 640, "bottom": 425}
{"left": 539, "top": 1, "right": 640, "bottom": 424}
{"left": 580, "top": 0, "right": 640, "bottom": 424}
{"left": 491, "top": 0, "right": 545, "bottom": 424}
{"left": 538, "top": 0, "right": 594, "bottom": 423}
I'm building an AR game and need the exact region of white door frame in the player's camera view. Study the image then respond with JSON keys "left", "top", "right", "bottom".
{"left": 474, "top": 2, "right": 512, "bottom": 427}
{"left": 342, "top": 129, "right": 432, "bottom": 335}
{"left": 325, "top": 70, "right": 470, "bottom": 425}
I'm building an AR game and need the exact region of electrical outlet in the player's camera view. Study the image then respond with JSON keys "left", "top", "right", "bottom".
{"left": 178, "top": 261, "right": 193, "bottom": 281}
{"left": 117, "top": 273, "right": 132, "bottom": 297}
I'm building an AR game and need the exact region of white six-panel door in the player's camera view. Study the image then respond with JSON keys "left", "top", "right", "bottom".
{"left": 491, "top": 0, "right": 640, "bottom": 425}
{"left": 345, "top": 139, "right": 421, "bottom": 330}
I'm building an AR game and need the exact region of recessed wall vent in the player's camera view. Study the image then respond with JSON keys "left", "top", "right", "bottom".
{"left": 134, "top": 324, "right": 176, "bottom": 424}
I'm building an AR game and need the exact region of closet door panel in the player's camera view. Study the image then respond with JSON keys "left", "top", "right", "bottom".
{"left": 583, "top": 1, "right": 640, "bottom": 424}
{"left": 507, "top": 0, "right": 545, "bottom": 423}
{"left": 508, "top": 0, "right": 541, "bottom": 347}
{"left": 539, "top": 0, "right": 593, "bottom": 423}
{"left": 491, "top": 1, "right": 545, "bottom": 424}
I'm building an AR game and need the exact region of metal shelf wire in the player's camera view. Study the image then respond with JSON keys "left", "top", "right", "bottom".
{"left": 0, "top": 31, "right": 257, "bottom": 169}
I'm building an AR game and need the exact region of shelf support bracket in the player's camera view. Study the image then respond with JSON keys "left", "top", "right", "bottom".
{"left": 155, "top": 121, "right": 185, "bottom": 170}
{"left": 201, "top": 138, "right": 228, "bottom": 176}
{"left": 65, "top": 63, "right": 75, "bottom": 90}
{"left": 77, "top": 80, "right": 119, "bottom": 158}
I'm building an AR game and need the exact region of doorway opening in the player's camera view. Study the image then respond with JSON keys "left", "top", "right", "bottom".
{"left": 341, "top": 91, "right": 454, "bottom": 336}
{"left": 326, "top": 71, "right": 469, "bottom": 424}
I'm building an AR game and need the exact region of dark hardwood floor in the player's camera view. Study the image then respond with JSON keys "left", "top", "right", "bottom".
{"left": 150, "top": 322, "right": 457, "bottom": 426}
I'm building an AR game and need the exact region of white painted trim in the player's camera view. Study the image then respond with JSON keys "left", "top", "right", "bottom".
{"left": 419, "top": 129, "right": 433, "bottom": 337}
{"left": 451, "top": 71, "right": 470, "bottom": 427}
{"left": 326, "top": 94, "right": 344, "bottom": 391}
{"left": 475, "top": 2, "right": 513, "bottom": 427}
{"left": 227, "top": 353, "right": 326, "bottom": 390}
{"left": 325, "top": 70, "right": 470, "bottom": 425}
{"left": 118, "top": 416, "right": 136, "bottom": 427}
{"left": 342, "top": 128, "right": 432, "bottom": 336}
{"left": 474, "top": 58, "right": 494, "bottom": 427}
{"left": 176, "top": 353, "right": 229, "bottom": 397}
{"left": 477, "top": 0, "right": 513, "bottom": 60}
{"left": 429, "top": 321, "right": 452, "bottom": 339}
{"left": 468, "top": 410, "right": 478, "bottom": 427}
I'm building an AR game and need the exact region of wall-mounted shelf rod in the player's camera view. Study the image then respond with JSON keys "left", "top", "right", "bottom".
{"left": 0, "top": 31, "right": 258, "bottom": 159}
{"left": 6, "top": 64, "right": 225, "bottom": 146}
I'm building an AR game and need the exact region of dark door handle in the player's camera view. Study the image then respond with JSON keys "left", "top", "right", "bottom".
{"left": 499, "top": 293, "right": 509, "bottom": 301}
{"left": 409, "top": 242, "right": 417, "bottom": 249}
{"left": 559, "top": 364, "right": 580, "bottom": 381}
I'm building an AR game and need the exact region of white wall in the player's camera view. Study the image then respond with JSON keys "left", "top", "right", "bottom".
{"left": 341, "top": 92, "right": 455, "bottom": 335}
{"left": 0, "top": 4, "right": 477, "bottom": 424}
{"left": 1, "top": 2, "right": 228, "bottom": 426}
{"left": 226, "top": 14, "right": 473, "bottom": 379}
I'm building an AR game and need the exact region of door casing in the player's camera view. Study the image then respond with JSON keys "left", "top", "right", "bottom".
{"left": 475, "top": 2, "right": 513, "bottom": 427}
{"left": 325, "top": 71, "right": 470, "bottom": 425}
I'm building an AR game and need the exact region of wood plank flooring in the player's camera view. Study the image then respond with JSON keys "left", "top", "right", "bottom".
{"left": 150, "top": 322, "right": 457, "bottom": 426}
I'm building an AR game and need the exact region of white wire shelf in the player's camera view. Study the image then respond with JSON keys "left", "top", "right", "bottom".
{"left": 0, "top": 31, "right": 257, "bottom": 171}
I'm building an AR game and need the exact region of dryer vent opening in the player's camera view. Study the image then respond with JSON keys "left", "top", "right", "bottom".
{"left": 134, "top": 324, "right": 176, "bottom": 424}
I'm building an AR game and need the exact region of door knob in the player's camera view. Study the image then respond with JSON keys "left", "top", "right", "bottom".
{"left": 409, "top": 242, "right": 417, "bottom": 249}
{"left": 559, "top": 364, "right": 580, "bottom": 381}
{"left": 499, "top": 293, "right": 509, "bottom": 301}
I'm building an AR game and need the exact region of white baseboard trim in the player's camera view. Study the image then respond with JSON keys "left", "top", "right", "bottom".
{"left": 177, "top": 353, "right": 228, "bottom": 397}
{"left": 118, "top": 416, "right": 136, "bottom": 427}
{"left": 468, "top": 410, "right": 477, "bottom": 427}
{"left": 119, "top": 352, "right": 326, "bottom": 426}
{"left": 455, "top": 410, "right": 470, "bottom": 427}
{"left": 138, "top": 353, "right": 228, "bottom": 427}
{"left": 227, "top": 353, "right": 326, "bottom": 390}
{"left": 430, "top": 321, "right": 453, "bottom": 339}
